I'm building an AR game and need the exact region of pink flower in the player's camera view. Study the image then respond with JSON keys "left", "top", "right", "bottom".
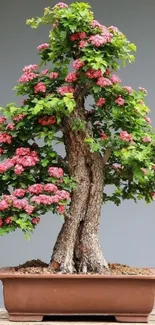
{"left": 32, "top": 217, "right": 40, "bottom": 225}
{"left": 123, "top": 86, "right": 133, "bottom": 94}
{"left": 16, "top": 148, "right": 31, "bottom": 156}
{"left": 108, "top": 26, "right": 120, "bottom": 34}
{"left": 86, "top": 69, "right": 103, "bottom": 79}
{"left": 0, "top": 132, "right": 12, "bottom": 144}
{"left": 70, "top": 32, "right": 86, "bottom": 41}
{"left": 18, "top": 155, "right": 39, "bottom": 167}
{"left": 13, "top": 113, "right": 26, "bottom": 122}
{"left": 56, "top": 190, "right": 70, "bottom": 200}
{"left": 42, "top": 69, "right": 49, "bottom": 75}
{"left": 14, "top": 165, "right": 24, "bottom": 175}
{"left": 0, "top": 200, "right": 9, "bottom": 211}
{"left": 23, "top": 64, "right": 38, "bottom": 73}
{"left": 13, "top": 199, "right": 24, "bottom": 209}
{"left": 115, "top": 96, "right": 125, "bottom": 106}
{"left": 34, "top": 82, "right": 46, "bottom": 94}
{"left": 30, "top": 196, "right": 41, "bottom": 205}
{"left": 72, "top": 59, "right": 85, "bottom": 70}
{"left": 55, "top": 2, "right": 68, "bottom": 9}
{"left": 57, "top": 86, "right": 74, "bottom": 95}
{"left": 57, "top": 205, "right": 65, "bottom": 214}
{"left": 24, "top": 205, "right": 35, "bottom": 215}
{"left": 0, "top": 117, "right": 6, "bottom": 124}
{"left": 96, "top": 98, "right": 106, "bottom": 107}
{"left": 110, "top": 75, "right": 121, "bottom": 84}
{"left": 139, "top": 87, "right": 147, "bottom": 94}
{"left": 38, "top": 195, "right": 53, "bottom": 205}
{"left": 91, "top": 20, "right": 102, "bottom": 29}
{"left": 79, "top": 40, "right": 87, "bottom": 48}
{"left": 120, "top": 131, "right": 132, "bottom": 142}
{"left": 13, "top": 189, "right": 26, "bottom": 197}
{"left": 65, "top": 72, "right": 77, "bottom": 82}
{"left": 89, "top": 34, "right": 112, "bottom": 47}
{"left": 19, "top": 72, "right": 38, "bottom": 83}
{"left": 49, "top": 72, "right": 59, "bottom": 79}
{"left": 145, "top": 116, "right": 151, "bottom": 124}
{"left": 37, "top": 43, "right": 49, "bottom": 51}
{"left": 97, "top": 77, "right": 112, "bottom": 87}
{"left": 28, "top": 184, "right": 43, "bottom": 194}
{"left": 6, "top": 123, "right": 15, "bottom": 131}
{"left": 112, "top": 164, "right": 122, "bottom": 170}
{"left": 142, "top": 136, "right": 151, "bottom": 143}
{"left": 141, "top": 168, "right": 147, "bottom": 175}
{"left": 48, "top": 167, "right": 64, "bottom": 178}
{"left": 0, "top": 159, "right": 14, "bottom": 173}
{"left": 38, "top": 115, "right": 56, "bottom": 126}
{"left": 44, "top": 184, "right": 58, "bottom": 193}
{"left": 100, "top": 132, "right": 108, "bottom": 140}
{"left": 5, "top": 217, "right": 13, "bottom": 225}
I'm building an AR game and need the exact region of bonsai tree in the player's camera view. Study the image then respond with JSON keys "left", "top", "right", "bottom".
{"left": 0, "top": 2, "right": 154, "bottom": 274}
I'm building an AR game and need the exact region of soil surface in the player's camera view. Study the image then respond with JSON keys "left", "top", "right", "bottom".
{"left": 0, "top": 259, "right": 152, "bottom": 275}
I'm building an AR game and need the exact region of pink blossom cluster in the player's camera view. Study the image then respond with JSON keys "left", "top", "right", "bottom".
{"left": 23, "top": 65, "right": 38, "bottom": 73}
{"left": 55, "top": 2, "right": 68, "bottom": 9}
{"left": 37, "top": 43, "right": 49, "bottom": 51}
{"left": 100, "top": 131, "right": 108, "bottom": 140}
{"left": 72, "top": 59, "right": 85, "bottom": 70}
{"left": 19, "top": 72, "right": 38, "bottom": 83}
{"left": 30, "top": 189, "right": 70, "bottom": 205}
{"left": 79, "top": 40, "right": 88, "bottom": 49}
{"left": 110, "top": 74, "right": 121, "bottom": 84}
{"left": 96, "top": 98, "right": 106, "bottom": 107}
{"left": 48, "top": 167, "right": 64, "bottom": 178}
{"left": 0, "top": 117, "right": 6, "bottom": 124}
{"left": 97, "top": 77, "right": 112, "bottom": 87}
{"left": 0, "top": 132, "right": 12, "bottom": 144}
{"left": 144, "top": 116, "right": 151, "bottom": 124}
{"left": 0, "top": 195, "right": 35, "bottom": 215}
{"left": 119, "top": 131, "right": 133, "bottom": 142}
{"left": 42, "top": 69, "right": 49, "bottom": 76}
{"left": 57, "top": 205, "right": 65, "bottom": 214}
{"left": 86, "top": 69, "right": 103, "bottom": 79}
{"left": 70, "top": 32, "right": 86, "bottom": 41}
{"left": 65, "top": 72, "right": 77, "bottom": 82}
{"left": 0, "top": 159, "right": 14, "bottom": 173}
{"left": 13, "top": 113, "right": 26, "bottom": 122}
{"left": 139, "top": 87, "right": 147, "bottom": 94}
{"left": 34, "top": 82, "right": 46, "bottom": 94}
{"left": 142, "top": 136, "right": 151, "bottom": 143}
{"left": 115, "top": 96, "right": 125, "bottom": 106}
{"left": 88, "top": 33, "right": 112, "bottom": 47}
{"left": 50, "top": 72, "right": 59, "bottom": 79}
{"left": 108, "top": 26, "right": 121, "bottom": 34}
{"left": 57, "top": 85, "right": 74, "bottom": 95}
{"left": 6, "top": 123, "right": 15, "bottom": 131}
{"left": 0, "top": 147, "right": 39, "bottom": 175}
{"left": 38, "top": 115, "right": 56, "bottom": 126}
{"left": 91, "top": 20, "right": 102, "bottom": 29}
{"left": 123, "top": 86, "right": 133, "bottom": 94}
{"left": 13, "top": 189, "right": 26, "bottom": 197}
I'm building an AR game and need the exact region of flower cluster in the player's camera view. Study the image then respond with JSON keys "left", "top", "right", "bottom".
{"left": 86, "top": 69, "right": 103, "bottom": 79}
{"left": 0, "top": 147, "right": 39, "bottom": 175}
{"left": 38, "top": 115, "right": 56, "bottom": 126}
{"left": 37, "top": 43, "right": 49, "bottom": 51}
{"left": 0, "top": 132, "right": 12, "bottom": 144}
{"left": 88, "top": 33, "right": 112, "bottom": 47}
{"left": 34, "top": 82, "right": 46, "bottom": 94}
{"left": 57, "top": 85, "right": 74, "bottom": 95}
{"left": 97, "top": 77, "right": 112, "bottom": 87}
{"left": 119, "top": 131, "right": 133, "bottom": 142}
{"left": 19, "top": 72, "right": 38, "bottom": 83}
{"left": 49, "top": 72, "right": 59, "bottom": 79}
{"left": 70, "top": 32, "right": 86, "bottom": 41}
{"left": 65, "top": 72, "right": 77, "bottom": 82}
{"left": 72, "top": 59, "right": 85, "bottom": 70}
{"left": 96, "top": 98, "right": 106, "bottom": 107}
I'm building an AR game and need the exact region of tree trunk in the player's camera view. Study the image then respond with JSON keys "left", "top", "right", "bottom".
{"left": 50, "top": 93, "right": 109, "bottom": 273}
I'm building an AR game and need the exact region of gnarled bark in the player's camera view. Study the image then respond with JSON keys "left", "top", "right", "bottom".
{"left": 50, "top": 93, "right": 109, "bottom": 273}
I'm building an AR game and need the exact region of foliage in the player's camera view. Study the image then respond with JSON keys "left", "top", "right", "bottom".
{"left": 0, "top": 1, "right": 155, "bottom": 236}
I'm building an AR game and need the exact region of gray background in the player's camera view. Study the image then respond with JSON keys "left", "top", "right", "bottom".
{"left": 0, "top": 0, "right": 155, "bottom": 306}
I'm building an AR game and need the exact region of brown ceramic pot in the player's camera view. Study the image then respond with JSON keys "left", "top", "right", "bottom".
{"left": 0, "top": 272, "right": 155, "bottom": 323}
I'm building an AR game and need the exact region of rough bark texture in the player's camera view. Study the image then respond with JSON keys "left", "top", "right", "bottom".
{"left": 50, "top": 92, "right": 109, "bottom": 273}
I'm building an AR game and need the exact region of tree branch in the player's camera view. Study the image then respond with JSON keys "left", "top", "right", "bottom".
{"left": 103, "top": 149, "right": 112, "bottom": 168}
